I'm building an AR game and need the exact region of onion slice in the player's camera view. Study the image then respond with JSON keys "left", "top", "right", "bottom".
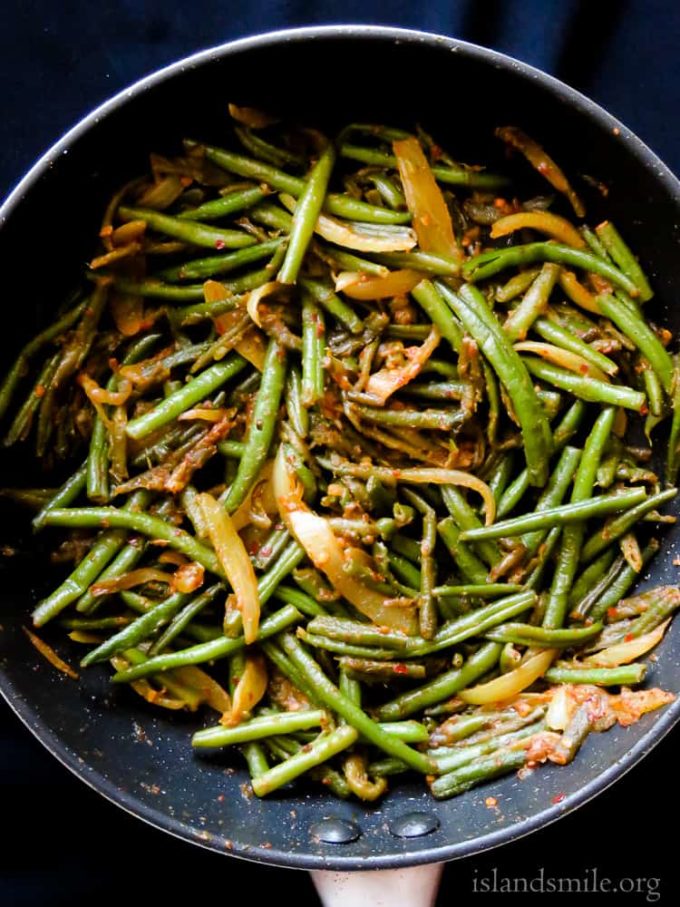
{"left": 273, "top": 447, "right": 417, "bottom": 634}
{"left": 245, "top": 281, "right": 280, "bottom": 328}
{"left": 280, "top": 193, "right": 416, "bottom": 252}
{"left": 496, "top": 127, "right": 585, "bottom": 218}
{"left": 558, "top": 270, "right": 601, "bottom": 314}
{"left": 393, "top": 136, "right": 461, "bottom": 260}
{"left": 584, "top": 620, "right": 670, "bottom": 667}
{"left": 364, "top": 325, "right": 441, "bottom": 404}
{"left": 338, "top": 269, "right": 425, "bottom": 300}
{"left": 491, "top": 211, "right": 585, "bottom": 248}
{"left": 514, "top": 341, "right": 609, "bottom": 382}
{"left": 171, "top": 665, "right": 232, "bottom": 713}
{"left": 198, "top": 492, "right": 260, "bottom": 644}
{"left": 221, "top": 654, "right": 268, "bottom": 726}
{"left": 459, "top": 649, "right": 557, "bottom": 705}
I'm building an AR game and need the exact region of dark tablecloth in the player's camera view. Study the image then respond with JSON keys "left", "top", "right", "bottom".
{"left": 1, "top": 2, "right": 678, "bottom": 904}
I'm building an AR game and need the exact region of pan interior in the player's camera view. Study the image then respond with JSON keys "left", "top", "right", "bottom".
{"left": 1, "top": 27, "right": 680, "bottom": 870}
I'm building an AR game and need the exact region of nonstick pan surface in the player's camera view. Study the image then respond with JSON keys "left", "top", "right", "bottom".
{"left": 1, "top": 26, "right": 680, "bottom": 872}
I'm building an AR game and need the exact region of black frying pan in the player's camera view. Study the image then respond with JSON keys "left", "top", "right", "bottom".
{"left": 1, "top": 25, "right": 680, "bottom": 873}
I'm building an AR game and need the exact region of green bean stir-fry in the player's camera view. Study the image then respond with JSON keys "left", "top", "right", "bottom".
{"left": 3, "top": 108, "right": 679, "bottom": 801}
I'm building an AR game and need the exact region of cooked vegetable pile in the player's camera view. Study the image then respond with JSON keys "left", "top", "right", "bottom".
{"left": 2, "top": 108, "right": 678, "bottom": 800}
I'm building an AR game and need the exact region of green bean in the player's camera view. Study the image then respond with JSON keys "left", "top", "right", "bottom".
{"left": 31, "top": 491, "right": 149, "bottom": 626}
{"left": 60, "top": 616, "right": 132, "bottom": 631}
{"left": 433, "top": 584, "right": 522, "bottom": 598}
{"left": 375, "top": 642, "right": 502, "bottom": 721}
{"left": 158, "top": 238, "right": 283, "bottom": 282}
{"left": 301, "top": 295, "right": 325, "bottom": 406}
{"left": 595, "top": 221, "right": 653, "bottom": 302}
{"left": 252, "top": 725, "right": 359, "bottom": 797}
{"left": 300, "top": 278, "right": 363, "bottom": 334}
{"left": 234, "top": 126, "right": 305, "bottom": 169}
{"left": 569, "top": 547, "right": 618, "bottom": 609}
{"left": 484, "top": 622, "right": 602, "bottom": 647}
{"left": 523, "top": 357, "right": 646, "bottom": 410}
{"left": 41, "top": 507, "right": 221, "bottom": 576}
{"left": 503, "top": 263, "right": 560, "bottom": 342}
{"left": 75, "top": 538, "right": 147, "bottom": 615}
{"left": 272, "top": 585, "right": 328, "bottom": 618}
{"left": 462, "top": 242, "right": 640, "bottom": 296}
{"left": 370, "top": 250, "right": 460, "bottom": 276}
{"left": 544, "top": 664, "right": 646, "bottom": 686}
{"left": 242, "top": 742, "right": 270, "bottom": 780}
{"left": 87, "top": 333, "right": 161, "bottom": 503}
{"left": 544, "top": 407, "right": 615, "bottom": 629}
{"left": 410, "top": 280, "right": 463, "bottom": 352}
{"left": 429, "top": 747, "right": 528, "bottom": 799}
{"left": 200, "top": 141, "right": 411, "bottom": 224}
{"left": 596, "top": 293, "right": 673, "bottom": 393}
{"left": 495, "top": 268, "right": 541, "bottom": 303}
{"left": 588, "top": 540, "right": 660, "bottom": 622}
{"left": 532, "top": 316, "right": 619, "bottom": 376}
{"left": 278, "top": 143, "right": 335, "bottom": 284}
{"left": 496, "top": 400, "right": 586, "bottom": 518}
{"left": 431, "top": 720, "right": 544, "bottom": 773}
{"left": 520, "top": 447, "right": 582, "bottom": 563}
{"left": 387, "top": 552, "right": 421, "bottom": 590}
{"left": 339, "top": 143, "right": 508, "bottom": 188}
{"left": 32, "top": 462, "right": 87, "bottom": 531}
{"left": 193, "top": 709, "right": 326, "bottom": 748}
{"left": 305, "top": 617, "right": 415, "bottom": 652}
{"left": 81, "top": 589, "right": 193, "bottom": 666}
{"left": 580, "top": 487, "right": 676, "bottom": 563}
{"left": 111, "top": 604, "right": 302, "bottom": 682}
{"left": 440, "top": 485, "right": 501, "bottom": 567}
{"left": 368, "top": 757, "right": 409, "bottom": 777}
{"left": 222, "top": 339, "right": 287, "bottom": 512}
{"left": 460, "top": 488, "right": 647, "bottom": 542}
{"left": 178, "top": 185, "right": 270, "bottom": 222}
{"left": 402, "top": 381, "right": 469, "bottom": 401}
{"left": 0, "top": 299, "right": 85, "bottom": 421}
{"left": 300, "top": 633, "right": 399, "bottom": 662}
{"left": 126, "top": 354, "right": 247, "bottom": 440}
{"left": 437, "top": 518, "right": 488, "bottom": 584}
{"left": 439, "top": 281, "right": 551, "bottom": 486}
{"left": 0, "top": 487, "right": 54, "bottom": 510}
{"left": 4, "top": 352, "right": 59, "bottom": 447}
{"left": 149, "top": 584, "right": 223, "bottom": 655}
{"left": 278, "top": 632, "right": 435, "bottom": 773}
{"left": 340, "top": 658, "right": 426, "bottom": 681}
{"left": 119, "top": 205, "right": 255, "bottom": 250}
{"left": 351, "top": 404, "right": 463, "bottom": 431}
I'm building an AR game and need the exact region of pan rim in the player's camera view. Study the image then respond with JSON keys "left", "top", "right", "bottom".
{"left": 1, "top": 23, "right": 680, "bottom": 871}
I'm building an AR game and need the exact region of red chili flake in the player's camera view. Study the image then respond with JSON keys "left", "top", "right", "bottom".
{"left": 639, "top": 403, "right": 649, "bottom": 416}
{"left": 393, "top": 663, "right": 409, "bottom": 675}
{"left": 99, "top": 225, "right": 114, "bottom": 238}
{"left": 34, "top": 384, "right": 46, "bottom": 398}
{"left": 579, "top": 364, "right": 589, "bottom": 375}
{"left": 217, "top": 794, "right": 225, "bottom": 802}
{"left": 215, "top": 240, "right": 226, "bottom": 250}
{"left": 485, "top": 796, "right": 498, "bottom": 808}
{"left": 607, "top": 607, "right": 619, "bottom": 619}
{"left": 552, "top": 792, "right": 566, "bottom": 805}
{"left": 624, "top": 633, "right": 634, "bottom": 642}
{"left": 493, "top": 197, "right": 507, "bottom": 209}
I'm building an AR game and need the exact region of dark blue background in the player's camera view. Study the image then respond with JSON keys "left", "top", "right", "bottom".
{"left": 2, "top": 2, "right": 679, "bottom": 904}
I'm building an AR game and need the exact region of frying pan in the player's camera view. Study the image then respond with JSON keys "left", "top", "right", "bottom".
{"left": 1, "top": 24, "right": 680, "bottom": 890}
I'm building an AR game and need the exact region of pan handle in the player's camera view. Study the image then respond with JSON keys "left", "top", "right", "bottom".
{"left": 310, "top": 863, "right": 444, "bottom": 907}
